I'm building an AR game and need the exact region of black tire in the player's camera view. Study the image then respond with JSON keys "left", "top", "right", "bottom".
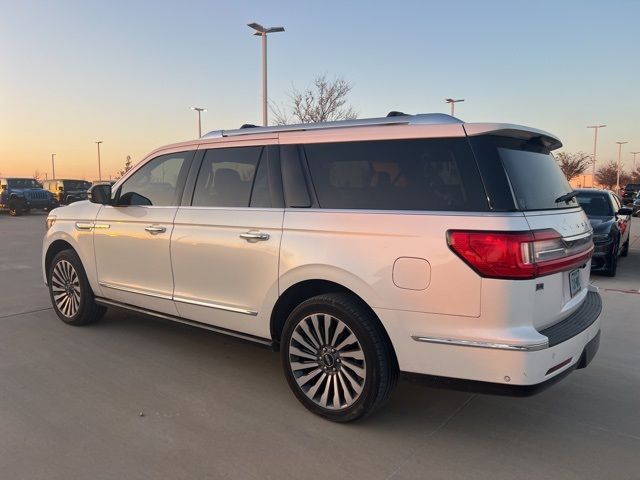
{"left": 48, "top": 249, "right": 106, "bottom": 326}
{"left": 620, "top": 239, "right": 629, "bottom": 257}
{"left": 281, "top": 293, "right": 398, "bottom": 422}
{"left": 603, "top": 249, "right": 618, "bottom": 277}
{"left": 8, "top": 199, "right": 23, "bottom": 216}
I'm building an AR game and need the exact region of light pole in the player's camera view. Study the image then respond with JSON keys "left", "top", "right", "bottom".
{"left": 95, "top": 141, "right": 103, "bottom": 181}
{"left": 587, "top": 125, "right": 606, "bottom": 187}
{"left": 631, "top": 151, "right": 640, "bottom": 174}
{"left": 248, "top": 22, "right": 285, "bottom": 126}
{"left": 190, "top": 106, "right": 207, "bottom": 138}
{"left": 445, "top": 98, "right": 464, "bottom": 116}
{"left": 51, "top": 153, "right": 56, "bottom": 179}
{"left": 616, "top": 141, "right": 628, "bottom": 192}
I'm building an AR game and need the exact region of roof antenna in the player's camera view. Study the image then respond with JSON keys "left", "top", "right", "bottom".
{"left": 386, "top": 111, "right": 409, "bottom": 117}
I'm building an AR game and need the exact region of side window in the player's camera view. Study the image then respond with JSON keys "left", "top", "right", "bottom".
{"left": 192, "top": 146, "right": 265, "bottom": 207}
{"left": 303, "top": 138, "right": 487, "bottom": 211}
{"left": 118, "top": 152, "right": 191, "bottom": 206}
{"left": 611, "top": 194, "right": 621, "bottom": 212}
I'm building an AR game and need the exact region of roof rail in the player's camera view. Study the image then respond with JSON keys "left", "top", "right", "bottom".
{"left": 201, "top": 113, "right": 462, "bottom": 139}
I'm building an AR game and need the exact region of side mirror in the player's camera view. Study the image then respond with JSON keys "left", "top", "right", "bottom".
{"left": 618, "top": 207, "right": 633, "bottom": 216}
{"left": 88, "top": 184, "right": 112, "bottom": 205}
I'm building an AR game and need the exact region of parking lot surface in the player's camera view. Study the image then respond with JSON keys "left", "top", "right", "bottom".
{"left": 1, "top": 212, "right": 639, "bottom": 479}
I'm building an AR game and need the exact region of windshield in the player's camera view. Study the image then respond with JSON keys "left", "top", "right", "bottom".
{"left": 63, "top": 180, "right": 91, "bottom": 190}
{"left": 576, "top": 193, "right": 613, "bottom": 217}
{"left": 7, "top": 179, "right": 42, "bottom": 189}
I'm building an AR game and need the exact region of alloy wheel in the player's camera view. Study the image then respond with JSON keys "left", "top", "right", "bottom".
{"left": 51, "top": 259, "right": 81, "bottom": 318}
{"left": 288, "top": 313, "right": 366, "bottom": 410}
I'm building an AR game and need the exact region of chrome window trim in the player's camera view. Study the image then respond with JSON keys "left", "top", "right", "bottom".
{"left": 412, "top": 335, "right": 549, "bottom": 351}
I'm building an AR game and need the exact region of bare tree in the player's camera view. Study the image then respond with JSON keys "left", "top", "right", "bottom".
{"left": 272, "top": 74, "right": 357, "bottom": 125}
{"left": 630, "top": 166, "right": 640, "bottom": 184}
{"left": 33, "top": 169, "right": 45, "bottom": 183}
{"left": 117, "top": 155, "right": 133, "bottom": 179}
{"left": 556, "top": 152, "right": 591, "bottom": 181}
{"left": 595, "top": 161, "right": 631, "bottom": 191}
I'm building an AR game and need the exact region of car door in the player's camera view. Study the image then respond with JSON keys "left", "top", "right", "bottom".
{"left": 611, "top": 193, "right": 630, "bottom": 249}
{"left": 171, "top": 141, "right": 283, "bottom": 340}
{"left": 94, "top": 150, "right": 194, "bottom": 315}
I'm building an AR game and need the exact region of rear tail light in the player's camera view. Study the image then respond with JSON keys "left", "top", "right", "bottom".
{"left": 447, "top": 229, "right": 593, "bottom": 279}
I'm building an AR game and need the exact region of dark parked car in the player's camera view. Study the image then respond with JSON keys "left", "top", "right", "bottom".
{"left": 0, "top": 177, "right": 57, "bottom": 216}
{"left": 576, "top": 188, "right": 632, "bottom": 276}
{"left": 43, "top": 179, "right": 92, "bottom": 205}
{"left": 632, "top": 193, "right": 640, "bottom": 216}
{"left": 621, "top": 183, "right": 640, "bottom": 205}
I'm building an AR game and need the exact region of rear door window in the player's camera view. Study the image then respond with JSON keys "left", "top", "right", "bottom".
{"left": 192, "top": 146, "right": 265, "bottom": 207}
{"left": 303, "top": 138, "right": 488, "bottom": 211}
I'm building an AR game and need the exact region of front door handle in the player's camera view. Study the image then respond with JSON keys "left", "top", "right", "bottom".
{"left": 145, "top": 225, "right": 166, "bottom": 235}
{"left": 239, "top": 231, "right": 270, "bottom": 242}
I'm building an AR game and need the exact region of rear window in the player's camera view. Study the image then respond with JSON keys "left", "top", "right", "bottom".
{"left": 303, "top": 138, "right": 488, "bottom": 211}
{"left": 576, "top": 192, "right": 613, "bottom": 217}
{"left": 470, "top": 136, "right": 575, "bottom": 211}
{"left": 63, "top": 180, "right": 91, "bottom": 190}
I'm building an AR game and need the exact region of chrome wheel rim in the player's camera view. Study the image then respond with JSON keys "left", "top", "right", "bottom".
{"left": 288, "top": 313, "right": 366, "bottom": 410}
{"left": 51, "top": 260, "right": 81, "bottom": 318}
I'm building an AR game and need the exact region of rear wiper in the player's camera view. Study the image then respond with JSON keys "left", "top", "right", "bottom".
{"left": 555, "top": 191, "right": 578, "bottom": 204}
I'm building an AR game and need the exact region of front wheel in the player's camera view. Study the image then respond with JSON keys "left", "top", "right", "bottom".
{"left": 281, "top": 293, "right": 398, "bottom": 422}
{"left": 48, "top": 249, "right": 106, "bottom": 325}
{"left": 8, "top": 199, "right": 23, "bottom": 216}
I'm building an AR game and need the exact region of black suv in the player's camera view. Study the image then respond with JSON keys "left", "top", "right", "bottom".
{"left": 43, "top": 179, "right": 92, "bottom": 205}
{"left": 621, "top": 183, "right": 640, "bottom": 205}
{"left": 0, "top": 177, "right": 57, "bottom": 216}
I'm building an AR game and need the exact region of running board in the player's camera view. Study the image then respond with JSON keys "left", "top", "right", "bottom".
{"left": 94, "top": 297, "right": 274, "bottom": 349}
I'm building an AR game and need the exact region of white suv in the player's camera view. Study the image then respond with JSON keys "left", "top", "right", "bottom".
{"left": 43, "top": 113, "right": 601, "bottom": 422}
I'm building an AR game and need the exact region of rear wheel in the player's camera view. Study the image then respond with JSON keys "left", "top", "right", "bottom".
{"left": 281, "top": 293, "right": 397, "bottom": 422}
{"left": 48, "top": 249, "right": 106, "bottom": 325}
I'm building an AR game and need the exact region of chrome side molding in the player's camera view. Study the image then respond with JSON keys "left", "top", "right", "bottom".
{"left": 173, "top": 296, "right": 258, "bottom": 316}
{"left": 94, "top": 297, "right": 272, "bottom": 347}
{"left": 412, "top": 335, "right": 549, "bottom": 351}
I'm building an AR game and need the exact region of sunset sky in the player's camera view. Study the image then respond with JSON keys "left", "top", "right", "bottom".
{"left": 1, "top": 0, "right": 639, "bottom": 180}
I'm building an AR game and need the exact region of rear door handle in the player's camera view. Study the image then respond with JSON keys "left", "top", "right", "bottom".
{"left": 145, "top": 225, "right": 166, "bottom": 235}
{"left": 239, "top": 231, "right": 270, "bottom": 242}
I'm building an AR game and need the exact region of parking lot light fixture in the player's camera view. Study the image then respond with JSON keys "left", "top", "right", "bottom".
{"left": 445, "top": 98, "right": 464, "bottom": 116}
{"left": 616, "top": 141, "right": 628, "bottom": 191}
{"left": 95, "top": 141, "right": 103, "bottom": 181}
{"left": 190, "top": 107, "right": 207, "bottom": 138}
{"left": 587, "top": 125, "right": 606, "bottom": 186}
{"left": 248, "top": 22, "right": 285, "bottom": 127}
{"left": 631, "top": 151, "right": 640, "bottom": 173}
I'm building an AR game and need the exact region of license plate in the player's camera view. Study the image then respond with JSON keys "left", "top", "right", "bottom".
{"left": 569, "top": 269, "right": 581, "bottom": 297}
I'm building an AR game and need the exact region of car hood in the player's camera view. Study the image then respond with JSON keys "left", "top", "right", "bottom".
{"left": 587, "top": 216, "right": 614, "bottom": 233}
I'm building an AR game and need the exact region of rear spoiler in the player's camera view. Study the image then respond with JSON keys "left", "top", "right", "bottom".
{"left": 463, "top": 123, "right": 563, "bottom": 151}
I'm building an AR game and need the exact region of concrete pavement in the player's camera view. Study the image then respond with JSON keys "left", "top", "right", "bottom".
{"left": 0, "top": 212, "right": 638, "bottom": 479}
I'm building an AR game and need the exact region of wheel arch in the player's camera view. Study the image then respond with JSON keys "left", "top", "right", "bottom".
{"left": 44, "top": 239, "right": 76, "bottom": 281}
{"left": 270, "top": 279, "right": 398, "bottom": 368}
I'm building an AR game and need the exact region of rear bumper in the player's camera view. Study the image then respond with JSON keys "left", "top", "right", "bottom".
{"left": 403, "top": 330, "right": 600, "bottom": 396}
{"left": 376, "top": 289, "right": 602, "bottom": 388}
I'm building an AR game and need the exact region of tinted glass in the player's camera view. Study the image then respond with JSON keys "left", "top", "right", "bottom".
{"left": 192, "top": 146, "right": 264, "bottom": 207}
{"left": 249, "top": 154, "right": 271, "bottom": 207}
{"left": 118, "top": 152, "right": 190, "bottom": 206}
{"left": 63, "top": 180, "right": 91, "bottom": 190}
{"left": 304, "top": 138, "right": 487, "bottom": 211}
{"left": 8, "top": 179, "right": 41, "bottom": 189}
{"left": 482, "top": 136, "right": 575, "bottom": 211}
{"left": 576, "top": 192, "right": 613, "bottom": 217}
